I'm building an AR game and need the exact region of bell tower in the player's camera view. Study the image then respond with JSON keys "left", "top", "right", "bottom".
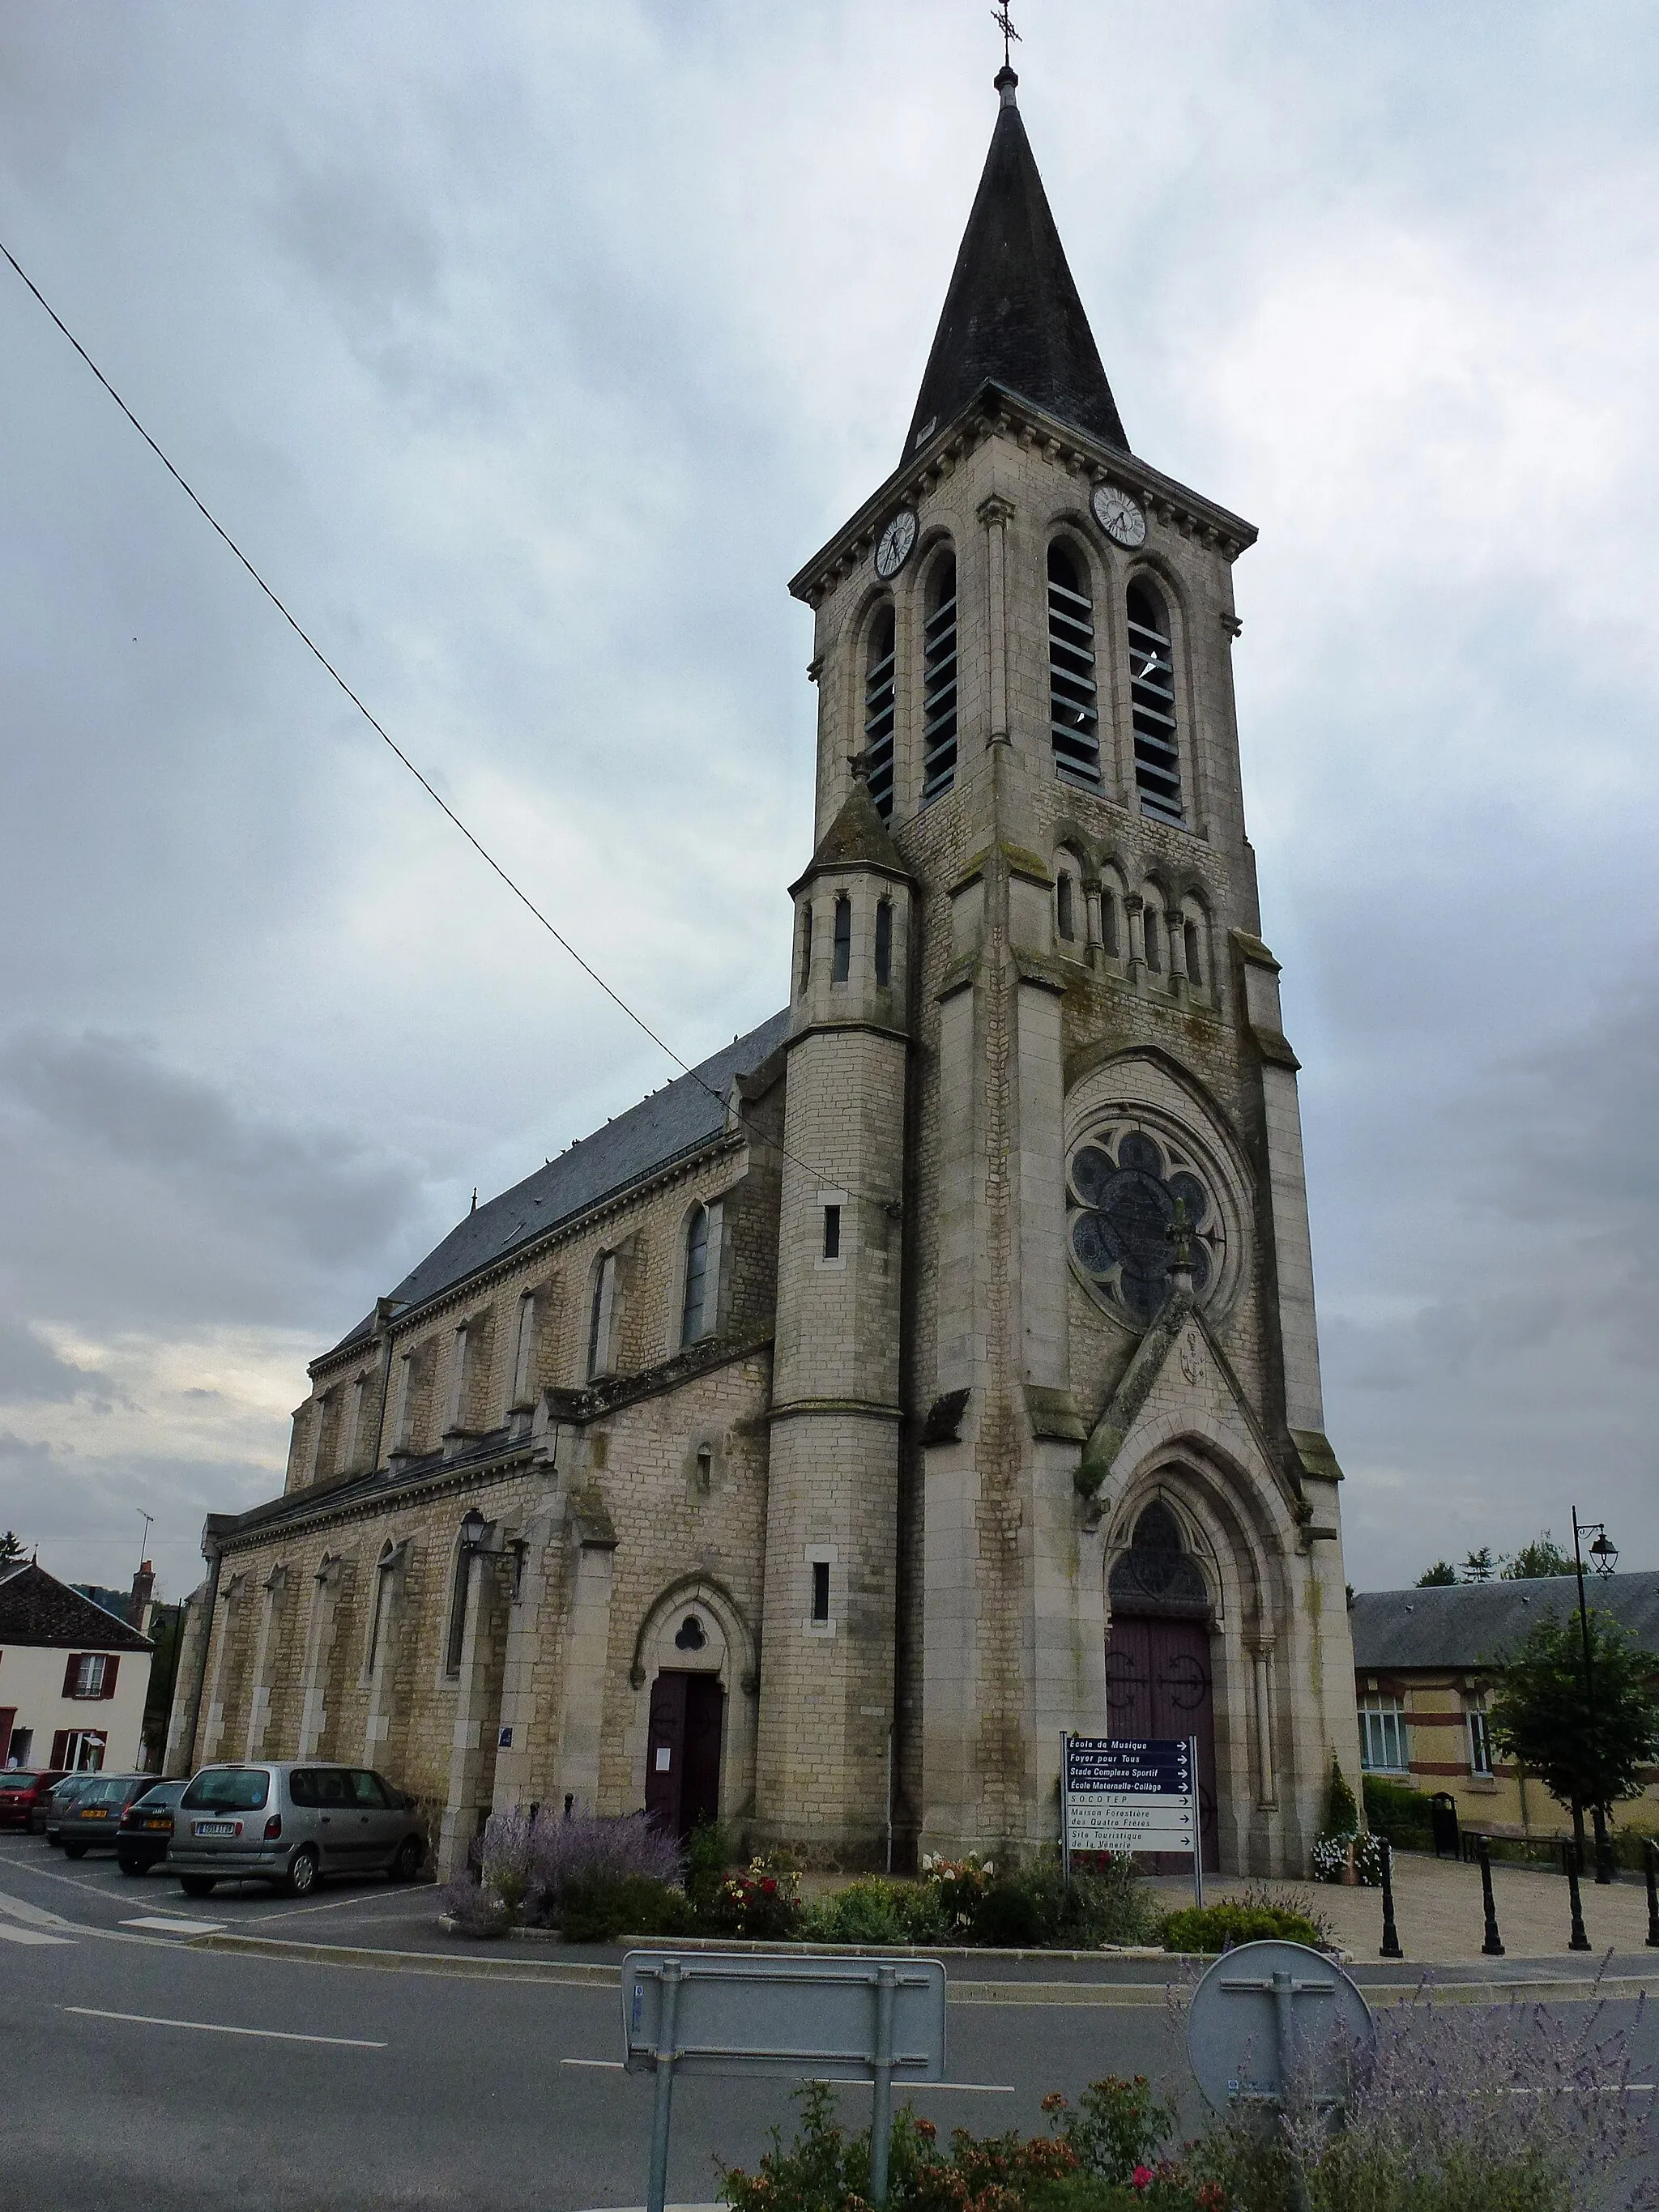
{"left": 778, "top": 66, "right": 1359, "bottom": 1873}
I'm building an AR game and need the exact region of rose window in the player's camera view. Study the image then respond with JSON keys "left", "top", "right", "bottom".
{"left": 1067, "top": 1125, "right": 1225, "bottom": 1325}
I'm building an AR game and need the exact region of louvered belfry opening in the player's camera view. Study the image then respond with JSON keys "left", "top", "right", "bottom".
{"left": 920, "top": 552, "right": 958, "bottom": 804}
{"left": 1047, "top": 543, "right": 1102, "bottom": 788}
{"left": 863, "top": 603, "right": 897, "bottom": 820}
{"left": 1128, "top": 579, "right": 1183, "bottom": 823}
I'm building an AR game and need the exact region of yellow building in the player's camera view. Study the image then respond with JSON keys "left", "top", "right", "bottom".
{"left": 1349, "top": 1574, "right": 1659, "bottom": 1843}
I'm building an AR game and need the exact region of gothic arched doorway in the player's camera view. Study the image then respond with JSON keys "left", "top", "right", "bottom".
{"left": 1106, "top": 1502, "right": 1220, "bottom": 1870}
{"left": 643, "top": 1656, "right": 725, "bottom": 1841}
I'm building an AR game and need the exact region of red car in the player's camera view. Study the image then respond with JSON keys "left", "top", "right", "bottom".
{"left": 0, "top": 1769, "right": 67, "bottom": 1832}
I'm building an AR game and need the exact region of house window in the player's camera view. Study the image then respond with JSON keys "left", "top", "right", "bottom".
{"left": 1358, "top": 1699, "right": 1409, "bottom": 1774}
{"left": 1047, "top": 543, "right": 1102, "bottom": 787}
{"left": 1128, "top": 578, "right": 1183, "bottom": 824}
{"left": 811, "top": 1562, "right": 831, "bottom": 1623}
{"left": 62, "top": 1653, "right": 113, "bottom": 1700}
{"left": 681, "top": 1204, "right": 712, "bottom": 1345}
{"left": 874, "top": 899, "right": 893, "bottom": 988}
{"left": 587, "top": 1253, "right": 618, "bottom": 1379}
{"left": 1467, "top": 1707, "right": 1494, "bottom": 1777}
{"left": 49, "top": 1729, "right": 106, "bottom": 1772}
{"left": 444, "top": 1540, "right": 471, "bottom": 1677}
{"left": 822, "top": 1204, "right": 842, "bottom": 1260}
{"left": 864, "top": 603, "right": 897, "bottom": 820}
{"left": 921, "top": 552, "right": 958, "bottom": 803}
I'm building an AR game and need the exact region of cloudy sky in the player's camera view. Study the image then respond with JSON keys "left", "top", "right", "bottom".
{"left": 2, "top": 2, "right": 1655, "bottom": 1606}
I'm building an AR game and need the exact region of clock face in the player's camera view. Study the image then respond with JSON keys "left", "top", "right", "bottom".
{"left": 1091, "top": 482, "right": 1148, "bottom": 549}
{"left": 874, "top": 508, "right": 918, "bottom": 579}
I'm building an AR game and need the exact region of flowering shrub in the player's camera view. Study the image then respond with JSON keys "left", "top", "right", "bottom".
{"left": 710, "top": 1855, "right": 804, "bottom": 1939}
{"left": 919, "top": 1852, "right": 996, "bottom": 1936}
{"left": 1310, "top": 1831, "right": 1384, "bottom": 1888}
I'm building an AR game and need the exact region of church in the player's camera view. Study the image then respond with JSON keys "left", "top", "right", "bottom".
{"left": 168, "top": 66, "right": 1360, "bottom": 1880}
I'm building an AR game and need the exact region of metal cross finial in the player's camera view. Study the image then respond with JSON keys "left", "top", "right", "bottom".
{"left": 992, "top": 2, "right": 1021, "bottom": 69}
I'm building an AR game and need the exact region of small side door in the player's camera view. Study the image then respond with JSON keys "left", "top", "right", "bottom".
{"left": 305, "top": 1767, "right": 355, "bottom": 1869}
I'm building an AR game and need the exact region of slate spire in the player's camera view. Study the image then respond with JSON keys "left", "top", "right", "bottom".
{"left": 902, "top": 68, "right": 1128, "bottom": 462}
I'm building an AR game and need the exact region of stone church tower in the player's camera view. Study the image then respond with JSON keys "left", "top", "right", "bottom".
{"left": 780, "top": 65, "right": 1358, "bottom": 1869}
{"left": 170, "top": 68, "right": 1358, "bottom": 1881}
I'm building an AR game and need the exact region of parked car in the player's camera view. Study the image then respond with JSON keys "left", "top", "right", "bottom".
{"left": 115, "top": 1779, "right": 190, "bottom": 1876}
{"left": 168, "top": 1762, "right": 428, "bottom": 1899}
{"left": 61, "top": 1774, "right": 168, "bottom": 1859}
{"left": 41, "top": 1772, "right": 98, "bottom": 1843}
{"left": 0, "top": 1769, "right": 66, "bottom": 1833}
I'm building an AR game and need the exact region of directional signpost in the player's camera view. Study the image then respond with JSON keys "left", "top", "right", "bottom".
{"left": 1061, "top": 1733, "right": 1203, "bottom": 1905}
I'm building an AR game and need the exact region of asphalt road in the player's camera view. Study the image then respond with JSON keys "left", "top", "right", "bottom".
{"left": 2, "top": 1835, "right": 1656, "bottom": 2211}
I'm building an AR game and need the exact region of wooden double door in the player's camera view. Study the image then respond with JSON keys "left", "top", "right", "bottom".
{"left": 1104, "top": 1613, "right": 1220, "bottom": 1871}
{"left": 643, "top": 1669, "right": 724, "bottom": 1839}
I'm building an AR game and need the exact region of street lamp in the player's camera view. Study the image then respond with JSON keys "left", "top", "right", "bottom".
{"left": 1572, "top": 1507, "right": 1618, "bottom": 1886}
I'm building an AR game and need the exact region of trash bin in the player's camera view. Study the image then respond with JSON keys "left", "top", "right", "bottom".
{"left": 1430, "top": 1791, "right": 1461, "bottom": 1860}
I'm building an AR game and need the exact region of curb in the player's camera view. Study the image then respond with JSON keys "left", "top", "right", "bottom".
{"left": 189, "top": 1930, "right": 1659, "bottom": 2008}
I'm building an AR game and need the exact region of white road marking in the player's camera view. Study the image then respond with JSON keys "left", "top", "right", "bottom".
{"left": 0, "top": 1887, "right": 77, "bottom": 1930}
{"left": 63, "top": 2006, "right": 387, "bottom": 2048}
{"left": 562, "top": 2057, "right": 623, "bottom": 2069}
{"left": 121, "top": 1917, "right": 225, "bottom": 1936}
{"left": 0, "top": 1923, "right": 74, "bottom": 1946}
{"left": 249, "top": 1883, "right": 429, "bottom": 1924}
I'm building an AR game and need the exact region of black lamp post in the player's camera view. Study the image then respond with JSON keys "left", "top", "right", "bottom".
{"left": 1571, "top": 1507, "right": 1618, "bottom": 1886}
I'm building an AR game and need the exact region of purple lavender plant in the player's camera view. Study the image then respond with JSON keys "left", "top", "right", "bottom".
{"left": 523, "top": 1809, "right": 683, "bottom": 1924}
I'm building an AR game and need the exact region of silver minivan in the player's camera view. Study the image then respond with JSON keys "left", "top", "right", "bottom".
{"left": 168, "top": 1762, "right": 427, "bottom": 1899}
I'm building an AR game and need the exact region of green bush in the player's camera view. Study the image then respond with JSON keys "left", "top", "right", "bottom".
{"left": 1159, "top": 1899, "right": 1324, "bottom": 1953}
{"left": 684, "top": 1818, "right": 731, "bottom": 1916}
{"left": 557, "top": 1873, "right": 697, "bottom": 1943}
{"left": 804, "top": 1877, "right": 946, "bottom": 1946}
{"left": 1363, "top": 1774, "right": 1433, "bottom": 1850}
{"left": 1324, "top": 1756, "right": 1359, "bottom": 1836}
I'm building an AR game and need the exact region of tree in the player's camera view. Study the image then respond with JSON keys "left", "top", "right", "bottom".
{"left": 1487, "top": 1607, "right": 1659, "bottom": 1861}
{"left": 0, "top": 1531, "right": 23, "bottom": 1566}
{"left": 1502, "top": 1532, "right": 1575, "bottom": 1580}
{"left": 1418, "top": 1561, "right": 1459, "bottom": 1587}
{"left": 1462, "top": 1547, "right": 1498, "bottom": 1583}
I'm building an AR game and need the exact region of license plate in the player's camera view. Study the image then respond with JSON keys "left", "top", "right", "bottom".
{"left": 83, "top": 1807, "right": 109, "bottom": 1819}
{"left": 194, "top": 1820, "right": 237, "bottom": 1838}
{"left": 143, "top": 1818, "right": 170, "bottom": 1831}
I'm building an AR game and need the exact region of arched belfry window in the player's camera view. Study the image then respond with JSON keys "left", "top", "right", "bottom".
{"left": 1109, "top": 1501, "right": 1209, "bottom": 1617}
{"left": 1128, "top": 580, "right": 1184, "bottom": 824}
{"left": 1047, "top": 543, "right": 1102, "bottom": 788}
{"left": 920, "top": 552, "right": 957, "bottom": 804}
{"left": 863, "top": 603, "right": 897, "bottom": 820}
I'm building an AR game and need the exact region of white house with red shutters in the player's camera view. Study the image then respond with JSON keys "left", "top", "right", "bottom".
{"left": 0, "top": 1559, "right": 153, "bottom": 1772}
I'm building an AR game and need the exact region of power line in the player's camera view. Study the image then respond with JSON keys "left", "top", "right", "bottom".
{"left": 0, "top": 234, "right": 896, "bottom": 1217}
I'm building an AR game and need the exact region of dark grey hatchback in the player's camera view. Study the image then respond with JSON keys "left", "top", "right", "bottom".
{"left": 167, "top": 1762, "right": 428, "bottom": 1899}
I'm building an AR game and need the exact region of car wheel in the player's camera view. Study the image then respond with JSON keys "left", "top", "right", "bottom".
{"left": 63, "top": 1842, "right": 87, "bottom": 1860}
{"left": 117, "top": 1854, "right": 149, "bottom": 1877}
{"left": 284, "top": 1845, "right": 320, "bottom": 1899}
{"left": 178, "top": 1874, "right": 218, "bottom": 1898}
{"left": 388, "top": 1835, "right": 424, "bottom": 1884}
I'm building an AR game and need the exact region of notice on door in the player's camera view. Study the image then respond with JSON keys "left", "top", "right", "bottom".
{"left": 1061, "top": 1734, "right": 1202, "bottom": 1903}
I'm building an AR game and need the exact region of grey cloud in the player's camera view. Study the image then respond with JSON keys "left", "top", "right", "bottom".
{"left": 0, "top": 1316, "right": 115, "bottom": 1407}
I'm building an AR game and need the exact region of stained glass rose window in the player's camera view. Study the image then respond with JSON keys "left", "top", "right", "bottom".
{"left": 1067, "top": 1124, "right": 1226, "bottom": 1324}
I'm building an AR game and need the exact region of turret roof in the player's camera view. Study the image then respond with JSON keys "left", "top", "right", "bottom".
{"left": 790, "top": 782, "right": 914, "bottom": 893}
{"left": 902, "top": 69, "right": 1127, "bottom": 463}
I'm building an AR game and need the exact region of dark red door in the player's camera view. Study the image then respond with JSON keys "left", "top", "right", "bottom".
{"left": 1105, "top": 1615, "right": 1219, "bottom": 1870}
{"left": 644, "top": 1671, "right": 724, "bottom": 1840}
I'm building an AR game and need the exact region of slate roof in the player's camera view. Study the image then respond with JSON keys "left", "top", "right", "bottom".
{"left": 902, "top": 70, "right": 1128, "bottom": 464}
{"left": 0, "top": 1561, "right": 153, "bottom": 1654}
{"left": 330, "top": 1008, "right": 791, "bottom": 1353}
{"left": 1350, "top": 1573, "right": 1659, "bottom": 1671}
{"left": 791, "top": 783, "right": 914, "bottom": 890}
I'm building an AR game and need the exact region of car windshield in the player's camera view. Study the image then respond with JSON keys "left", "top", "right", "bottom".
{"left": 181, "top": 1768, "right": 271, "bottom": 1813}
{"left": 77, "top": 1778, "right": 131, "bottom": 1806}
{"left": 0, "top": 1775, "right": 36, "bottom": 1792}
{"left": 133, "top": 1782, "right": 187, "bottom": 1807}
{"left": 53, "top": 1779, "right": 92, "bottom": 1801}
